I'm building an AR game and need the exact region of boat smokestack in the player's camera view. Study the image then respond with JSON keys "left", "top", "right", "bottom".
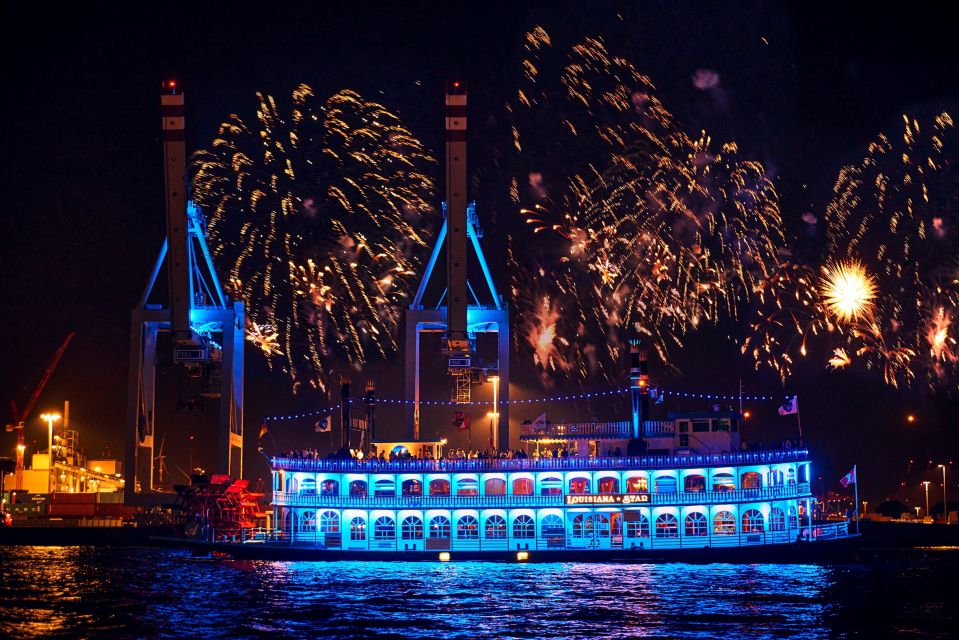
{"left": 365, "top": 379, "right": 376, "bottom": 445}
{"left": 340, "top": 376, "right": 351, "bottom": 450}
{"left": 629, "top": 340, "right": 650, "bottom": 440}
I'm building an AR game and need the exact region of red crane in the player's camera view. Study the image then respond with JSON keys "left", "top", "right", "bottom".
{"left": 6, "top": 332, "right": 76, "bottom": 490}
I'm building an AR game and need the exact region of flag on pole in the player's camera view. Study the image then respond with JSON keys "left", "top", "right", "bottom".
{"left": 315, "top": 416, "right": 332, "bottom": 433}
{"left": 840, "top": 467, "right": 857, "bottom": 487}
{"left": 531, "top": 412, "right": 548, "bottom": 431}
{"left": 257, "top": 421, "right": 269, "bottom": 441}
{"left": 459, "top": 414, "right": 471, "bottom": 432}
{"left": 778, "top": 396, "right": 799, "bottom": 416}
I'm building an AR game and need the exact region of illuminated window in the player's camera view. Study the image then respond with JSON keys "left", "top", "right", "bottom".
{"left": 429, "top": 478, "right": 450, "bottom": 496}
{"left": 572, "top": 514, "right": 593, "bottom": 537}
{"left": 485, "top": 478, "right": 506, "bottom": 495}
{"left": 798, "top": 464, "right": 809, "bottom": 483}
{"left": 401, "top": 516, "right": 423, "bottom": 540}
{"left": 320, "top": 479, "right": 339, "bottom": 496}
{"left": 512, "top": 514, "right": 535, "bottom": 539}
{"left": 299, "top": 478, "right": 317, "bottom": 495}
{"left": 300, "top": 510, "right": 316, "bottom": 532}
{"left": 684, "top": 475, "right": 706, "bottom": 492}
{"left": 402, "top": 479, "right": 423, "bottom": 496}
{"left": 626, "top": 476, "right": 649, "bottom": 493}
{"left": 373, "top": 516, "right": 395, "bottom": 540}
{"left": 684, "top": 512, "right": 707, "bottom": 536}
{"left": 457, "top": 515, "right": 479, "bottom": 539}
{"left": 742, "top": 509, "right": 765, "bottom": 533}
{"left": 768, "top": 470, "right": 783, "bottom": 486}
{"left": 594, "top": 514, "right": 610, "bottom": 537}
{"left": 770, "top": 507, "right": 786, "bottom": 532}
{"left": 568, "top": 477, "right": 591, "bottom": 495}
{"left": 654, "top": 477, "right": 677, "bottom": 494}
{"left": 598, "top": 477, "right": 619, "bottom": 494}
{"left": 485, "top": 515, "right": 507, "bottom": 538}
{"left": 349, "top": 517, "right": 366, "bottom": 541}
{"left": 625, "top": 513, "right": 649, "bottom": 538}
{"left": 319, "top": 511, "right": 339, "bottom": 534}
{"left": 787, "top": 468, "right": 796, "bottom": 485}
{"left": 456, "top": 478, "right": 478, "bottom": 496}
{"left": 429, "top": 515, "right": 451, "bottom": 538}
{"left": 655, "top": 513, "right": 678, "bottom": 538}
{"left": 713, "top": 510, "right": 736, "bottom": 535}
{"left": 540, "top": 476, "right": 562, "bottom": 495}
{"left": 541, "top": 514, "right": 564, "bottom": 537}
{"left": 374, "top": 479, "right": 395, "bottom": 497}
{"left": 712, "top": 473, "right": 735, "bottom": 492}
{"left": 349, "top": 480, "right": 368, "bottom": 497}
{"left": 741, "top": 472, "right": 763, "bottom": 489}
{"left": 512, "top": 477, "right": 533, "bottom": 495}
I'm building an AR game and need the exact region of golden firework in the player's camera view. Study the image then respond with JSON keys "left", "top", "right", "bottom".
{"left": 819, "top": 260, "right": 877, "bottom": 324}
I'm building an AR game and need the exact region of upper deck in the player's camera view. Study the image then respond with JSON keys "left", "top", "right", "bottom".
{"left": 271, "top": 448, "right": 809, "bottom": 473}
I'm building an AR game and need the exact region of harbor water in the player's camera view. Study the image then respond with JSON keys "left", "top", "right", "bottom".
{"left": 1, "top": 546, "right": 956, "bottom": 639}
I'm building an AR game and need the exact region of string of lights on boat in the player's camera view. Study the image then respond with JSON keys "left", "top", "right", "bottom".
{"left": 263, "top": 388, "right": 782, "bottom": 422}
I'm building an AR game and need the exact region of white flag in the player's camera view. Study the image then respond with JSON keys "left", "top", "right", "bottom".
{"left": 531, "top": 412, "right": 547, "bottom": 428}
{"left": 315, "top": 416, "right": 332, "bottom": 433}
{"left": 778, "top": 396, "right": 798, "bottom": 416}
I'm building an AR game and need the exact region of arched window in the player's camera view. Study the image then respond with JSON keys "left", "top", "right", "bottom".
{"left": 349, "top": 480, "right": 368, "bottom": 497}
{"left": 283, "top": 510, "right": 292, "bottom": 533}
{"left": 349, "top": 516, "right": 366, "bottom": 541}
{"left": 299, "top": 477, "right": 317, "bottom": 495}
{"left": 798, "top": 464, "right": 809, "bottom": 483}
{"left": 685, "top": 512, "right": 707, "bottom": 536}
{"left": 456, "top": 478, "right": 478, "bottom": 496}
{"left": 684, "top": 475, "right": 706, "bottom": 492}
{"left": 768, "top": 469, "right": 783, "bottom": 486}
{"left": 626, "top": 475, "right": 649, "bottom": 493}
{"left": 625, "top": 512, "right": 649, "bottom": 538}
{"left": 512, "top": 514, "right": 535, "bottom": 539}
{"left": 712, "top": 473, "right": 735, "bottom": 491}
{"left": 401, "top": 516, "right": 423, "bottom": 540}
{"left": 485, "top": 478, "right": 507, "bottom": 495}
{"left": 429, "top": 478, "right": 450, "bottom": 496}
{"left": 610, "top": 512, "right": 622, "bottom": 536}
{"left": 402, "top": 479, "right": 422, "bottom": 496}
{"left": 374, "top": 479, "right": 395, "bottom": 497}
{"left": 429, "top": 515, "right": 451, "bottom": 538}
{"left": 373, "top": 516, "right": 395, "bottom": 540}
{"left": 598, "top": 477, "right": 619, "bottom": 494}
{"left": 541, "top": 514, "right": 564, "bottom": 537}
{"left": 319, "top": 511, "right": 339, "bottom": 533}
{"left": 320, "top": 479, "right": 339, "bottom": 495}
{"left": 594, "top": 514, "right": 610, "bottom": 537}
{"left": 742, "top": 509, "right": 765, "bottom": 533}
{"left": 741, "top": 472, "right": 763, "bottom": 489}
{"left": 770, "top": 507, "right": 786, "bottom": 532}
{"left": 300, "top": 510, "right": 316, "bottom": 532}
{"left": 540, "top": 476, "right": 563, "bottom": 495}
{"left": 573, "top": 514, "right": 593, "bottom": 537}
{"left": 655, "top": 476, "right": 678, "bottom": 494}
{"left": 457, "top": 515, "right": 479, "bottom": 539}
{"left": 655, "top": 513, "right": 678, "bottom": 538}
{"left": 787, "top": 468, "right": 796, "bottom": 485}
{"left": 568, "top": 477, "right": 591, "bottom": 495}
{"left": 713, "top": 510, "right": 736, "bottom": 535}
{"left": 485, "top": 515, "right": 507, "bottom": 538}
{"left": 512, "top": 477, "right": 533, "bottom": 495}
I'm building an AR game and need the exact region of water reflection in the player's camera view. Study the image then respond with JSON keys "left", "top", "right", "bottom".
{"left": 1, "top": 548, "right": 956, "bottom": 639}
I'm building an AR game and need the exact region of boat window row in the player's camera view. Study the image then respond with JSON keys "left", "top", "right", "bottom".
{"left": 287, "top": 468, "right": 804, "bottom": 497}
{"left": 286, "top": 507, "right": 793, "bottom": 540}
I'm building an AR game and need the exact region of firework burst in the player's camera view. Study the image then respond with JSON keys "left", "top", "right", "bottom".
{"left": 748, "top": 111, "right": 959, "bottom": 391}
{"left": 192, "top": 85, "right": 435, "bottom": 391}
{"left": 506, "top": 28, "right": 785, "bottom": 382}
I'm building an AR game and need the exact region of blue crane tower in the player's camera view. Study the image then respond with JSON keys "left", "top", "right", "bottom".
{"left": 124, "top": 82, "right": 244, "bottom": 502}
{"left": 404, "top": 81, "right": 510, "bottom": 449}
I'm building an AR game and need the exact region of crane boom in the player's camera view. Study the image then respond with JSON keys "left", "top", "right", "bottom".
{"left": 7, "top": 331, "right": 75, "bottom": 490}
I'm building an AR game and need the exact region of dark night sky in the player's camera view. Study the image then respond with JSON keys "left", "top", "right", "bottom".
{"left": 1, "top": 2, "right": 956, "bottom": 505}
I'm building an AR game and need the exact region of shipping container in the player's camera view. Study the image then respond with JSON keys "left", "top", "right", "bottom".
{"left": 8, "top": 502, "right": 47, "bottom": 515}
{"left": 47, "top": 503, "right": 96, "bottom": 517}
{"left": 51, "top": 492, "right": 97, "bottom": 504}
{"left": 96, "top": 492, "right": 125, "bottom": 504}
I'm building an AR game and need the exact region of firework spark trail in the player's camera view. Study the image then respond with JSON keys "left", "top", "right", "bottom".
{"left": 748, "top": 111, "right": 959, "bottom": 391}
{"left": 192, "top": 85, "right": 435, "bottom": 392}
{"left": 507, "top": 28, "right": 785, "bottom": 383}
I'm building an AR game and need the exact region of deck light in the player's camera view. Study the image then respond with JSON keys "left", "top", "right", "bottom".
{"left": 516, "top": 551, "right": 529, "bottom": 561}
{"left": 439, "top": 552, "right": 451, "bottom": 562}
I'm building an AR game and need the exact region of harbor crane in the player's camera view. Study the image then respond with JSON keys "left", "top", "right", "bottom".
{"left": 5, "top": 331, "right": 76, "bottom": 490}
{"left": 124, "top": 82, "right": 244, "bottom": 503}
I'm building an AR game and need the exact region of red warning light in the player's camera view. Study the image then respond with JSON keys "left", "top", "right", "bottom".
{"left": 452, "top": 81, "right": 460, "bottom": 88}
{"left": 168, "top": 80, "right": 177, "bottom": 89}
